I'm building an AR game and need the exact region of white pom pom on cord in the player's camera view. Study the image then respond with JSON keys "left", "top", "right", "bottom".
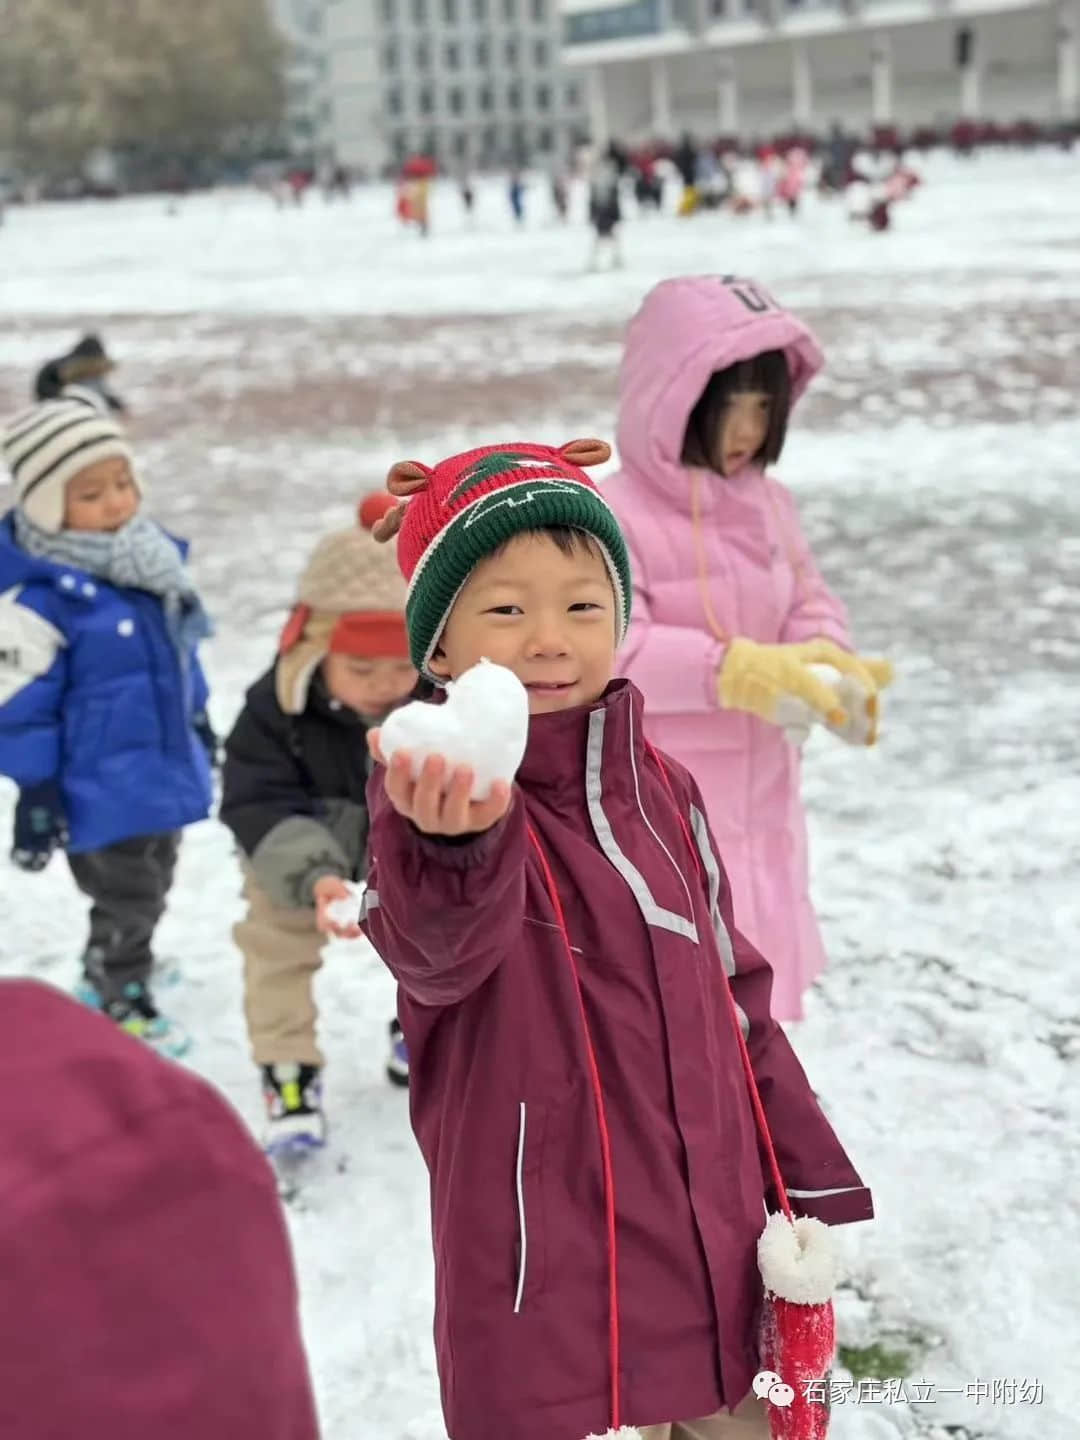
{"left": 757, "top": 1212, "right": 836, "bottom": 1305}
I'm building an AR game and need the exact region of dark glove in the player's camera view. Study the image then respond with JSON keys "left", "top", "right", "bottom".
{"left": 11, "top": 782, "right": 69, "bottom": 872}
{"left": 192, "top": 711, "right": 222, "bottom": 770}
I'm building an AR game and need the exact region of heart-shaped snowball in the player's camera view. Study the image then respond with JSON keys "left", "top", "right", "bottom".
{"left": 379, "top": 659, "right": 529, "bottom": 800}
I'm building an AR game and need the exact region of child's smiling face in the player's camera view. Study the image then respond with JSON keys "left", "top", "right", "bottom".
{"left": 63, "top": 457, "right": 139, "bottom": 533}
{"left": 428, "top": 529, "right": 617, "bottom": 715}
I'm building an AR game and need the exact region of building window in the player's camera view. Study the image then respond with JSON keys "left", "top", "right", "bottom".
{"left": 476, "top": 37, "right": 489, "bottom": 65}
{"left": 393, "top": 133, "right": 409, "bottom": 165}
{"left": 388, "top": 87, "right": 403, "bottom": 115}
{"left": 536, "top": 126, "right": 553, "bottom": 151}
{"left": 533, "top": 38, "right": 548, "bottom": 66}
{"left": 482, "top": 125, "right": 498, "bottom": 158}
{"left": 505, "top": 37, "right": 519, "bottom": 65}
{"left": 443, "top": 0, "right": 458, "bottom": 19}
{"left": 412, "top": 0, "right": 427, "bottom": 21}
{"left": 565, "top": 81, "right": 580, "bottom": 107}
{"left": 535, "top": 83, "right": 550, "bottom": 110}
{"left": 479, "top": 84, "right": 493, "bottom": 111}
{"left": 416, "top": 37, "right": 430, "bottom": 68}
{"left": 508, "top": 83, "right": 521, "bottom": 110}
{"left": 420, "top": 86, "right": 434, "bottom": 114}
{"left": 382, "top": 0, "right": 396, "bottom": 21}
{"left": 449, "top": 87, "right": 465, "bottom": 115}
{"left": 473, "top": 0, "right": 487, "bottom": 16}
{"left": 445, "top": 40, "right": 460, "bottom": 67}
{"left": 453, "top": 132, "right": 469, "bottom": 159}
{"left": 503, "top": 0, "right": 516, "bottom": 18}
{"left": 531, "top": 0, "right": 546, "bottom": 17}
{"left": 384, "top": 40, "right": 399, "bottom": 69}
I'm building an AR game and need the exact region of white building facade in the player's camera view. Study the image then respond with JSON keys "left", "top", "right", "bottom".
{"left": 271, "top": 0, "right": 333, "bottom": 156}
{"left": 558, "top": 0, "right": 1080, "bottom": 143}
{"left": 324, "top": 0, "right": 589, "bottom": 173}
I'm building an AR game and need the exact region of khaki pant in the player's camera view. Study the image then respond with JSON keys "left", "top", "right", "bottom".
{"left": 235, "top": 870, "right": 325, "bottom": 1067}
{"left": 638, "top": 1392, "right": 770, "bottom": 1440}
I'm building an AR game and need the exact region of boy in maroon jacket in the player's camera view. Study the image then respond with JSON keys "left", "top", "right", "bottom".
{"left": 359, "top": 439, "right": 872, "bottom": 1440}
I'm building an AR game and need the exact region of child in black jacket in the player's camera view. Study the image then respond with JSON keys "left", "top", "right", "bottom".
{"left": 221, "top": 497, "right": 416, "bottom": 1154}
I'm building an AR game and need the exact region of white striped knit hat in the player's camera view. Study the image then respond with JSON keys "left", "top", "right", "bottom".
{"left": 2, "top": 392, "right": 136, "bottom": 534}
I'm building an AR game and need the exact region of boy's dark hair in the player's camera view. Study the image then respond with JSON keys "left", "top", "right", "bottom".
{"left": 490, "top": 525, "right": 601, "bottom": 561}
{"left": 680, "top": 349, "right": 792, "bottom": 471}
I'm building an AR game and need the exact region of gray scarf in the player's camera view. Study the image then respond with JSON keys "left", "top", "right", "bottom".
{"left": 14, "top": 511, "right": 213, "bottom": 656}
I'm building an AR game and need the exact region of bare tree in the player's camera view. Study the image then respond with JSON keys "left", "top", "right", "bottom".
{"left": 0, "top": 0, "right": 285, "bottom": 183}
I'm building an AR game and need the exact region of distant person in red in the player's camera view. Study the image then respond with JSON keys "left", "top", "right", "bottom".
{"left": 287, "top": 168, "right": 311, "bottom": 205}
{"left": 0, "top": 980, "right": 321, "bottom": 1440}
{"left": 882, "top": 155, "right": 921, "bottom": 203}
{"left": 777, "top": 146, "right": 809, "bottom": 215}
{"left": 397, "top": 155, "right": 434, "bottom": 236}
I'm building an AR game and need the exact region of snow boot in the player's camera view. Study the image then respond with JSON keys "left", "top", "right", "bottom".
{"left": 75, "top": 974, "right": 191, "bottom": 1060}
{"left": 261, "top": 1062, "right": 326, "bottom": 1155}
{"left": 386, "top": 1018, "right": 409, "bottom": 1088}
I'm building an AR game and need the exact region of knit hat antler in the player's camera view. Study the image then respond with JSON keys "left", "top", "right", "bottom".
{"left": 371, "top": 438, "right": 632, "bottom": 678}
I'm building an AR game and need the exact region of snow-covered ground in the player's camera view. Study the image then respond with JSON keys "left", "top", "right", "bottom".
{"left": 1, "top": 150, "right": 1078, "bottom": 1440}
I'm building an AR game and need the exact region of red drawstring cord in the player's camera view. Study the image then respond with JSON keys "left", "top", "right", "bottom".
{"left": 525, "top": 744, "right": 795, "bottom": 1433}
{"left": 527, "top": 825, "right": 623, "bottom": 1432}
{"left": 644, "top": 742, "right": 794, "bottom": 1223}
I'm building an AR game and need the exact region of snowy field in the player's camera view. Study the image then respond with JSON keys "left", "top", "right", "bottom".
{"left": 1, "top": 149, "right": 1078, "bottom": 1440}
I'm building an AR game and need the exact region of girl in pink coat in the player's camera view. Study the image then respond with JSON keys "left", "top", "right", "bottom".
{"left": 607, "top": 276, "right": 891, "bottom": 1021}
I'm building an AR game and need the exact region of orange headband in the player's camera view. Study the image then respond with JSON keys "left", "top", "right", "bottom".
{"left": 329, "top": 611, "right": 410, "bottom": 660}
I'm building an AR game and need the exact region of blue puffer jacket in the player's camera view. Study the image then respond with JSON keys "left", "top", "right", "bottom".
{"left": 0, "top": 513, "right": 213, "bottom": 853}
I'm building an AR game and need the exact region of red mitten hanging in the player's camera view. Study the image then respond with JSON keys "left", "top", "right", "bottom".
{"left": 757, "top": 1213, "right": 836, "bottom": 1439}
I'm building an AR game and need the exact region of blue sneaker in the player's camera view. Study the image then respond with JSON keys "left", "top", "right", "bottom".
{"left": 386, "top": 1018, "right": 409, "bottom": 1088}
{"left": 75, "top": 973, "right": 190, "bottom": 1061}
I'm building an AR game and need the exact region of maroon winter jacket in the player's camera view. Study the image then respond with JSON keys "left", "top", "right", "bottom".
{"left": 0, "top": 980, "right": 320, "bottom": 1440}
{"left": 363, "top": 680, "right": 872, "bottom": 1440}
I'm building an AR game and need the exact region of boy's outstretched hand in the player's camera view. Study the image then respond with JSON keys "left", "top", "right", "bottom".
{"left": 367, "top": 729, "right": 512, "bottom": 836}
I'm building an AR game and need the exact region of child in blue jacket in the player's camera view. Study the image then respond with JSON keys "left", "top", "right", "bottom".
{"left": 0, "top": 391, "right": 215, "bottom": 1055}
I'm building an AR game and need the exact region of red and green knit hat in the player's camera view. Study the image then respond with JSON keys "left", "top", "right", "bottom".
{"left": 373, "top": 439, "right": 632, "bottom": 677}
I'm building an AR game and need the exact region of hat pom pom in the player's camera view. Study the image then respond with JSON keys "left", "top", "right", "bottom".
{"left": 358, "top": 492, "right": 399, "bottom": 531}
{"left": 757, "top": 1212, "right": 836, "bottom": 1304}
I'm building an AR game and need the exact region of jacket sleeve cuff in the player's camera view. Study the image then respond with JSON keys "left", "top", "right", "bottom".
{"left": 413, "top": 793, "right": 523, "bottom": 871}
{"left": 784, "top": 1183, "right": 874, "bottom": 1226}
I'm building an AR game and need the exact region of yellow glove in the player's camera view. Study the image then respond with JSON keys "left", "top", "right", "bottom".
{"left": 781, "top": 658, "right": 895, "bottom": 746}
{"left": 717, "top": 638, "right": 891, "bottom": 732}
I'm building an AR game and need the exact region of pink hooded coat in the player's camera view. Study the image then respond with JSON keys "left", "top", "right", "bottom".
{"left": 606, "top": 276, "right": 851, "bottom": 1021}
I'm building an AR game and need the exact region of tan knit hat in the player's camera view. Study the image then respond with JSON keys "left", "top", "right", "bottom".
{"left": 296, "top": 493, "right": 408, "bottom": 613}
{"left": 275, "top": 495, "right": 412, "bottom": 715}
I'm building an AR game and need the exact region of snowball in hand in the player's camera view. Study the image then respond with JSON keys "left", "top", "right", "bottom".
{"left": 378, "top": 659, "right": 529, "bottom": 800}
{"left": 325, "top": 882, "right": 364, "bottom": 931}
